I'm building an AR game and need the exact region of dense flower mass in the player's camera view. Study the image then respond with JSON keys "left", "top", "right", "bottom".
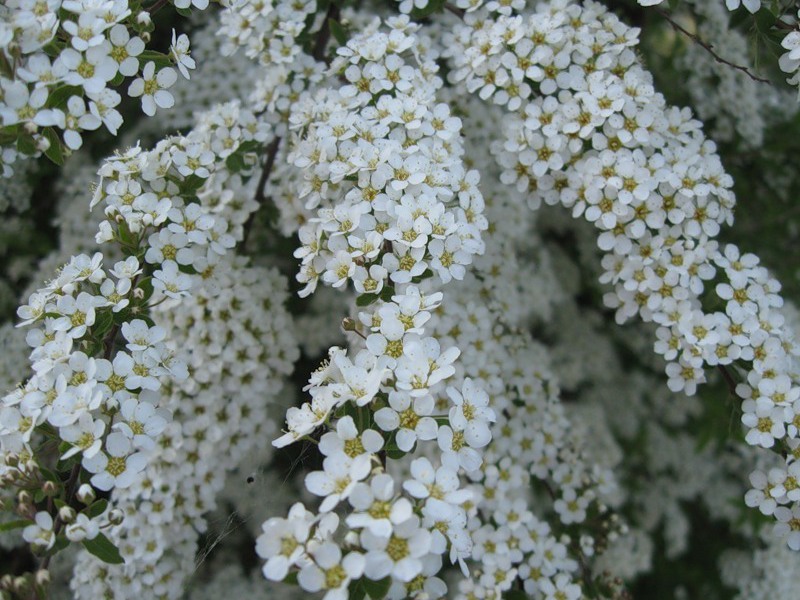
{"left": 2, "top": 0, "right": 800, "bottom": 599}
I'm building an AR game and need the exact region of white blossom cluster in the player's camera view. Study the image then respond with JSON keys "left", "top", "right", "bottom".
{"left": 443, "top": 0, "right": 800, "bottom": 550}
{"left": 257, "top": 18, "right": 495, "bottom": 599}
{"left": 71, "top": 255, "right": 299, "bottom": 599}
{"left": 4, "top": 0, "right": 800, "bottom": 596}
{"left": 218, "top": 0, "right": 318, "bottom": 66}
{"left": 0, "top": 0, "right": 205, "bottom": 177}
{"left": 0, "top": 97, "right": 271, "bottom": 574}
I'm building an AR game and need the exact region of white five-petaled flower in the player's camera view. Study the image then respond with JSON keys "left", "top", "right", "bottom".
{"left": 128, "top": 62, "right": 177, "bottom": 116}
{"left": 305, "top": 452, "right": 372, "bottom": 512}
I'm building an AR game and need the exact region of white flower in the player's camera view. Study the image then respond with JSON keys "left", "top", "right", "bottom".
{"left": 361, "top": 515, "right": 432, "bottom": 582}
{"left": 59, "top": 412, "right": 105, "bottom": 459}
{"left": 347, "top": 473, "right": 413, "bottom": 537}
{"left": 65, "top": 514, "right": 100, "bottom": 543}
{"left": 402, "top": 457, "right": 472, "bottom": 505}
{"left": 374, "top": 390, "right": 438, "bottom": 452}
{"left": 23, "top": 512, "right": 55, "bottom": 551}
{"left": 305, "top": 452, "right": 372, "bottom": 512}
{"left": 298, "top": 542, "right": 364, "bottom": 600}
{"left": 107, "top": 24, "right": 145, "bottom": 77}
{"left": 82, "top": 432, "right": 147, "bottom": 491}
{"left": 319, "top": 416, "right": 383, "bottom": 458}
{"left": 438, "top": 424, "right": 482, "bottom": 472}
{"left": 121, "top": 319, "right": 166, "bottom": 352}
{"left": 153, "top": 260, "right": 193, "bottom": 299}
{"left": 256, "top": 503, "right": 313, "bottom": 581}
{"left": 447, "top": 377, "right": 495, "bottom": 448}
{"left": 170, "top": 31, "right": 196, "bottom": 79}
{"left": 128, "top": 62, "right": 177, "bottom": 116}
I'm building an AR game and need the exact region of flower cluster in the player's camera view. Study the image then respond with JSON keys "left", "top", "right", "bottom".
{"left": 0, "top": 97, "right": 271, "bottom": 586}
{"left": 444, "top": 0, "right": 800, "bottom": 550}
{"left": 71, "top": 256, "right": 299, "bottom": 599}
{"left": 0, "top": 0, "right": 201, "bottom": 177}
{"left": 259, "top": 19, "right": 494, "bottom": 598}
{"left": 218, "top": 0, "right": 318, "bottom": 65}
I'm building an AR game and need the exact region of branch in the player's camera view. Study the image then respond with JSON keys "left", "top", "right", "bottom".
{"left": 717, "top": 364, "right": 740, "bottom": 399}
{"left": 312, "top": 2, "right": 342, "bottom": 63}
{"left": 444, "top": 2, "right": 465, "bottom": 19}
{"left": 656, "top": 8, "right": 771, "bottom": 84}
{"left": 242, "top": 136, "right": 282, "bottom": 248}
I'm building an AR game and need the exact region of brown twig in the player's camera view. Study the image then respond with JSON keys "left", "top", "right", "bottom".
{"left": 717, "top": 364, "right": 740, "bottom": 398}
{"left": 312, "top": 2, "right": 342, "bottom": 63}
{"left": 242, "top": 136, "right": 282, "bottom": 248}
{"left": 444, "top": 2, "right": 465, "bottom": 19}
{"left": 656, "top": 8, "right": 771, "bottom": 84}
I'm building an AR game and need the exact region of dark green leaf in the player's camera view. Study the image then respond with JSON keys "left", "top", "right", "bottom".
{"left": 364, "top": 577, "right": 391, "bottom": 600}
{"left": 137, "top": 51, "right": 172, "bottom": 70}
{"left": 283, "top": 571, "right": 298, "bottom": 585}
{"left": 329, "top": 19, "right": 348, "bottom": 47}
{"left": 137, "top": 276, "right": 154, "bottom": 304}
{"left": 92, "top": 309, "right": 114, "bottom": 339}
{"left": 225, "top": 152, "right": 246, "bottom": 173}
{"left": 356, "top": 293, "right": 379, "bottom": 307}
{"left": 348, "top": 580, "right": 367, "bottom": 600}
{"left": 0, "top": 519, "right": 30, "bottom": 533}
{"left": 85, "top": 499, "right": 108, "bottom": 519}
{"left": 46, "top": 85, "right": 82, "bottom": 110}
{"left": 410, "top": 0, "right": 446, "bottom": 19}
{"left": 83, "top": 533, "right": 124, "bottom": 564}
{"left": 17, "top": 133, "right": 36, "bottom": 156}
{"left": 43, "top": 128, "right": 64, "bottom": 166}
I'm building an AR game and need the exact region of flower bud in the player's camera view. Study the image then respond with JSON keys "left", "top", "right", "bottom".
{"left": 76, "top": 484, "right": 95, "bottom": 505}
{"left": 34, "top": 570, "right": 50, "bottom": 588}
{"left": 108, "top": 508, "right": 125, "bottom": 525}
{"left": 58, "top": 506, "right": 76, "bottom": 524}
{"left": 41, "top": 480, "right": 58, "bottom": 497}
{"left": 12, "top": 576, "right": 28, "bottom": 594}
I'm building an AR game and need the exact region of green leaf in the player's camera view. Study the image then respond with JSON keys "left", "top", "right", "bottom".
{"left": 409, "top": 0, "right": 446, "bottom": 19}
{"left": 46, "top": 85, "right": 82, "bottom": 110}
{"left": 16, "top": 133, "right": 36, "bottom": 156}
{"left": 283, "top": 571, "right": 298, "bottom": 585}
{"left": 0, "top": 519, "right": 30, "bottom": 533}
{"left": 356, "top": 293, "right": 379, "bottom": 307}
{"left": 329, "top": 19, "right": 348, "bottom": 47}
{"left": 85, "top": 499, "right": 108, "bottom": 519}
{"left": 92, "top": 309, "right": 114, "bottom": 339}
{"left": 225, "top": 152, "right": 246, "bottom": 173}
{"left": 137, "top": 51, "right": 173, "bottom": 70}
{"left": 83, "top": 533, "right": 124, "bottom": 564}
{"left": 43, "top": 128, "right": 64, "bottom": 166}
{"left": 502, "top": 591, "right": 529, "bottom": 600}
{"left": 364, "top": 577, "right": 391, "bottom": 600}
{"left": 348, "top": 580, "right": 367, "bottom": 600}
{"left": 137, "top": 276, "right": 154, "bottom": 304}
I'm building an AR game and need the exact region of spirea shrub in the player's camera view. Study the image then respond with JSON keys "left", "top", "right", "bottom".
{"left": 2, "top": 0, "right": 800, "bottom": 598}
